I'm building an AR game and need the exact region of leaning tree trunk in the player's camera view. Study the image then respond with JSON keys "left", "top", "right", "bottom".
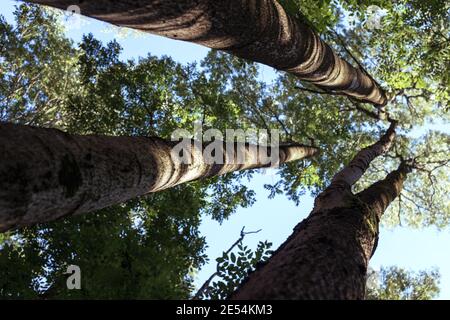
{"left": 0, "top": 123, "right": 317, "bottom": 232}
{"left": 229, "top": 121, "right": 412, "bottom": 299}
{"left": 25, "top": 0, "right": 387, "bottom": 106}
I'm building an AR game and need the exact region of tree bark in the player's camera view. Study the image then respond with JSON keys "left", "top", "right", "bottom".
{"left": 229, "top": 123, "right": 411, "bottom": 300}
{"left": 0, "top": 123, "right": 317, "bottom": 232}
{"left": 311, "top": 121, "right": 397, "bottom": 214}
{"left": 25, "top": 0, "right": 387, "bottom": 106}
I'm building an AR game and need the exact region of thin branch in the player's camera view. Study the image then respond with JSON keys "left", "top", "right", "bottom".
{"left": 401, "top": 190, "right": 429, "bottom": 214}
{"left": 348, "top": 100, "right": 396, "bottom": 123}
{"left": 297, "top": 86, "right": 396, "bottom": 124}
{"left": 262, "top": 99, "right": 294, "bottom": 140}
{"left": 192, "top": 226, "right": 262, "bottom": 300}
{"left": 235, "top": 86, "right": 272, "bottom": 133}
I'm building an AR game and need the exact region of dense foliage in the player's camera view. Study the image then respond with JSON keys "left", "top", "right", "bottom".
{"left": 0, "top": 0, "right": 448, "bottom": 298}
{"left": 366, "top": 267, "right": 440, "bottom": 300}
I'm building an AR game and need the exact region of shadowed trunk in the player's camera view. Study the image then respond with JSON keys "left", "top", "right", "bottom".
{"left": 229, "top": 122, "right": 412, "bottom": 300}
{"left": 0, "top": 123, "right": 318, "bottom": 232}
{"left": 25, "top": 0, "right": 387, "bottom": 106}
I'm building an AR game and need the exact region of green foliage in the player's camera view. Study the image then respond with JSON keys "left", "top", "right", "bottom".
{"left": 0, "top": 4, "right": 79, "bottom": 125}
{"left": 0, "top": 190, "right": 207, "bottom": 299}
{"left": 366, "top": 266, "right": 440, "bottom": 300}
{"left": 271, "top": 0, "right": 450, "bottom": 228}
{"left": 199, "top": 240, "right": 273, "bottom": 300}
{"left": 1, "top": 0, "right": 449, "bottom": 299}
{"left": 0, "top": 5, "right": 261, "bottom": 298}
{"left": 370, "top": 1, "right": 449, "bottom": 114}
{"left": 334, "top": 0, "right": 450, "bottom": 228}
{"left": 202, "top": 173, "right": 257, "bottom": 223}
{"left": 278, "top": 0, "right": 394, "bottom": 33}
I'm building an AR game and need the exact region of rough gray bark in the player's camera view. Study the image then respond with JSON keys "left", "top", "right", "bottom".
{"left": 25, "top": 0, "right": 387, "bottom": 106}
{"left": 229, "top": 123, "right": 411, "bottom": 300}
{"left": 0, "top": 123, "right": 318, "bottom": 232}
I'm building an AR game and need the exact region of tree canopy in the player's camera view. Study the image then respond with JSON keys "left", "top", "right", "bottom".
{"left": 0, "top": 0, "right": 449, "bottom": 299}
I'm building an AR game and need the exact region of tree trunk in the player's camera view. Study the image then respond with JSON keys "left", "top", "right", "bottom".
{"left": 0, "top": 123, "right": 317, "bottom": 232}
{"left": 25, "top": 0, "right": 387, "bottom": 106}
{"left": 229, "top": 122, "right": 412, "bottom": 299}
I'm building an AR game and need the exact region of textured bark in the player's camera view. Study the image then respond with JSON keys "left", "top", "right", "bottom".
{"left": 25, "top": 0, "right": 387, "bottom": 106}
{"left": 0, "top": 123, "right": 318, "bottom": 232}
{"left": 229, "top": 202, "right": 378, "bottom": 299}
{"left": 328, "top": 121, "right": 397, "bottom": 188}
{"left": 230, "top": 123, "right": 410, "bottom": 300}
{"left": 312, "top": 121, "right": 397, "bottom": 214}
{"left": 357, "top": 162, "right": 412, "bottom": 219}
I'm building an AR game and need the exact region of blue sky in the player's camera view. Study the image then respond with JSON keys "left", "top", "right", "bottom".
{"left": 2, "top": 1, "right": 450, "bottom": 299}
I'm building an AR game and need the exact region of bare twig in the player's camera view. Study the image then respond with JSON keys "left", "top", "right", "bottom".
{"left": 235, "top": 86, "right": 272, "bottom": 132}
{"left": 192, "top": 226, "right": 262, "bottom": 300}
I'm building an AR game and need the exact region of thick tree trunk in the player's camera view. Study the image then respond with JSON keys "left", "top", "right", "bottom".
{"left": 230, "top": 122, "right": 411, "bottom": 299}
{"left": 230, "top": 203, "right": 378, "bottom": 299}
{"left": 0, "top": 123, "right": 317, "bottom": 232}
{"left": 25, "top": 0, "right": 387, "bottom": 106}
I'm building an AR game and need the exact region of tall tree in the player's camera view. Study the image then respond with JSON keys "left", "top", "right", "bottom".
{"left": 0, "top": 5, "right": 334, "bottom": 298}
{"left": 222, "top": 0, "right": 449, "bottom": 299}
{"left": 1, "top": 1, "right": 448, "bottom": 299}
{"left": 0, "top": 122, "right": 317, "bottom": 232}
{"left": 0, "top": 5, "right": 264, "bottom": 298}
{"left": 228, "top": 121, "right": 415, "bottom": 299}
{"left": 25, "top": 0, "right": 387, "bottom": 105}
{"left": 194, "top": 239, "right": 441, "bottom": 300}
{"left": 262, "top": 0, "right": 449, "bottom": 229}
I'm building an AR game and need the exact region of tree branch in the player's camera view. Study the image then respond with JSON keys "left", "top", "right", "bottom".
{"left": 357, "top": 160, "right": 414, "bottom": 217}
{"left": 329, "top": 121, "right": 398, "bottom": 189}
{"left": 312, "top": 121, "right": 398, "bottom": 213}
